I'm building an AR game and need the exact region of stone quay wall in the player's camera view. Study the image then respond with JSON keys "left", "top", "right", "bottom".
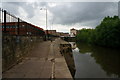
{"left": 2, "top": 35, "right": 44, "bottom": 72}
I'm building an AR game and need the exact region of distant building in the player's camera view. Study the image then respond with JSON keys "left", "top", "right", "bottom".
{"left": 46, "top": 30, "right": 69, "bottom": 37}
{"left": 70, "top": 28, "right": 77, "bottom": 37}
{"left": 47, "top": 30, "right": 56, "bottom": 35}
{"left": 56, "top": 32, "right": 69, "bottom": 37}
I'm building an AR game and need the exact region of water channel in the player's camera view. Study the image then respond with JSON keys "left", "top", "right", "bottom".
{"left": 69, "top": 42, "right": 120, "bottom": 78}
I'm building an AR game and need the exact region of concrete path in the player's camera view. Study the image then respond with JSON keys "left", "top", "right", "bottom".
{"left": 3, "top": 38, "right": 72, "bottom": 78}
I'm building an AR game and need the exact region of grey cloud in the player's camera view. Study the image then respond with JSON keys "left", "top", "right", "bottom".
{"left": 2, "top": 2, "right": 118, "bottom": 29}
{"left": 2, "top": 2, "right": 22, "bottom": 15}
{"left": 21, "top": 3, "right": 35, "bottom": 18}
{"left": 2, "top": 2, "right": 37, "bottom": 18}
{"left": 39, "top": 2, "right": 48, "bottom": 7}
{"left": 48, "top": 2, "right": 118, "bottom": 27}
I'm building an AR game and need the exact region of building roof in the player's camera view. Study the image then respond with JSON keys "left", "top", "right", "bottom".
{"left": 70, "top": 28, "right": 76, "bottom": 30}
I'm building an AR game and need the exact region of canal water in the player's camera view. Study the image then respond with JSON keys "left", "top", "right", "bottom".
{"left": 69, "top": 42, "right": 120, "bottom": 78}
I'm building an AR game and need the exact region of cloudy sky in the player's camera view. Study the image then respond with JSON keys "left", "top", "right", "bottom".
{"left": 1, "top": 0, "right": 119, "bottom": 33}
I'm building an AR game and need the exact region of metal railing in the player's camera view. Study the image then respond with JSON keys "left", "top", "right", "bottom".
{"left": 0, "top": 8, "right": 45, "bottom": 36}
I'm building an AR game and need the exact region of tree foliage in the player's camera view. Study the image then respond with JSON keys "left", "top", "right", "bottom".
{"left": 76, "top": 16, "right": 120, "bottom": 48}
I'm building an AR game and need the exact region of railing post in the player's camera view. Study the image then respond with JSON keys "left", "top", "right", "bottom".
{"left": 4, "top": 10, "right": 6, "bottom": 33}
{"left": 18, "top": 18, "right": 19, "bottom": 35}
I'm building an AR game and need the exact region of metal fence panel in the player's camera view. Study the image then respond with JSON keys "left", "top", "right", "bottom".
{"left": 0, "top": 8, "right": 45, "bottom": 36}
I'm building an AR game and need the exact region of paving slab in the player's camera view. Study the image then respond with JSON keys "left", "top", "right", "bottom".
{"left": 3, "top": 38, "right": 73, "bottom": 79}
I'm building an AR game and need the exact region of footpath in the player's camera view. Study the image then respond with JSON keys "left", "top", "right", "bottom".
{"left": 3, "top": 38, "right": 72, "bottom": 78}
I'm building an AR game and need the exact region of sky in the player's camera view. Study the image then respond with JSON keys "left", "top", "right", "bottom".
{"left": 1, "top": 0, "right": 119, "bottom": 33}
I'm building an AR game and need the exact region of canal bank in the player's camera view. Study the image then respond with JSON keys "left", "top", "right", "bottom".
{"left": 3, "top": 38, "right": 75, "bottom": 78}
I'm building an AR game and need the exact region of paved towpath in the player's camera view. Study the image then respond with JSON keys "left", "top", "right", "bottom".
{"left": 3, "top": 38, "right": 72, "bottom": 78}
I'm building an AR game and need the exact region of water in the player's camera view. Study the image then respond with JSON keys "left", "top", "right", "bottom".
{"left": 70, "top": 42, "right": 120, "bottom": 78}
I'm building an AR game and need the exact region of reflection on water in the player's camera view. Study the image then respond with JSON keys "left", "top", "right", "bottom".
{"left": 70, "top": 42, "right": 120, "bottom": 78}
{"left": 69, "top": 42, "right": 77, "bottom": 49}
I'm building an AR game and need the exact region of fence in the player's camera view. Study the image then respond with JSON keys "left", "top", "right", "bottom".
{"left": 0, "top": 8, "right": 45, "bottom": 36}
{"left": 1, "top": 8, "right": 46, "bottom": 71}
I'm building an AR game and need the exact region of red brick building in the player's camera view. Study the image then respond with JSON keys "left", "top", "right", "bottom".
{"left": 2, "top": 22, "right": 45, "bottom": 36}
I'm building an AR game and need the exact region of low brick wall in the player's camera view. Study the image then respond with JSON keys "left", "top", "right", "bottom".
{"left": 2, "top": 35, "right": 44, "bottom": 72}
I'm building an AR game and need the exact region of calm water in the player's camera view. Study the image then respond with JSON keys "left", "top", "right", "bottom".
{"left": 70, "top": 42, "right": 120, "bottom": 78}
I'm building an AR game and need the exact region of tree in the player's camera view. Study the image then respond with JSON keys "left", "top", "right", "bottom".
{"left": 76, "top": 16, "right": 120, "bottom": 48}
